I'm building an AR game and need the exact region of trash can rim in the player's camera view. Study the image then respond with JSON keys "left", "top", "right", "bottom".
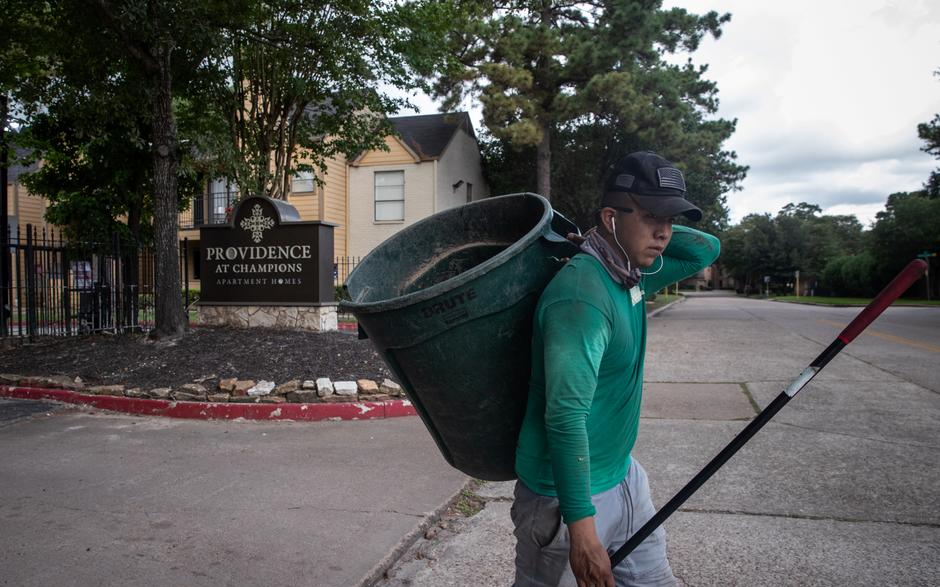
{"left": 341, "top": 193, "right": 553, "bottom": 313}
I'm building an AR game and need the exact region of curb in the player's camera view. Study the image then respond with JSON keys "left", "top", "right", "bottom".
{"left": 355, "top": 477, "right": 475, "bottom": 587}
{"left": 0, "top": 385, "right": 417, "bottom": 422}
{"left": 648, "top": 295, "right": 685, "bottom": 318}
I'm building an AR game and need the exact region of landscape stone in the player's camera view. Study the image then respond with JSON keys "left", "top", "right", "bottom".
{"left": 171, "top": 391, "right": 202, "bottom": 402}
{"left": 380, "top": 378, "right": 402, "bottom": 397}
{"left": 229, "top": 396, "right": 260, "bottom": 403}
{"left": 301, "top": 380, "right": 316, "bottom": 390}
{"left": 274, "top": 379, "right": 300, "bottom": 395}
{"left": 180, "top": 383, "right": 207, "bottom": 395}
{"left": 248, "top": 380, "right": 276, "bottom": 397}
{"left": 319, "top": 394, "right": 351, "bottom": 403}
{"left": 88, "top": 384, "right": 125, "bottom": 396}
{"left": 0, "top": 373, "right": 23, "bottom": 384}
{"left": 316, "top": 377, "right": 334, "bottom": 397}
{"left": 357, "top": 379, "right": 379, "bottom": 394}
{"left": 125, "top": 388, "right": 146, "bottom": 398}
{"left": 233, "top": 380, "right": 256, "bottom": 396}
{"left": 362, "top": 394, "right": 391, "bottom": 402}
{"left": 42, "top": 375, "right": 80, "bottom": 390}
{"left": 287, "top": 390, "right": 317, "bottom": 403}
{"left": 193, "top": 374, "right": 216, "bottom": 384}
{"left": 207, "top": 393, "right": 230, "bottom": 403}
{"left": 218, "top": 378, "right": 238, "bottom": 392}
{"left": 260, "top": 395, "right": 287, "bottom": 404}
{"left": 334, "top": 381, "right": 358, "bottom": 396}
{"left": 150, "top": 388, "right": 172, "bottom": 399}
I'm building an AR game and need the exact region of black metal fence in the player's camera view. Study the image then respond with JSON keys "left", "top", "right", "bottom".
{"left": 1, "top": 227, "right": 362, "bottom": 339}
{"left": 0, "top": 225, "right": 180, "bottom": 339}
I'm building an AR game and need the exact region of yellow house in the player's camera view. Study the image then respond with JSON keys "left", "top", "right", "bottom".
{"left": 347, "top": 112, "right": 489, "bottom": 259}
{"left": 3, "top": 114, "right": 489, "bottom": 294}
{"left": 180, "top": 112, "right": 489, "bottom": 289}
{"left": 4, "top": 151, "right": 50, "bottom": 237}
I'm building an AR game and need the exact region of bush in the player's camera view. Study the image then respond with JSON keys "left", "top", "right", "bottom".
{"left": 821, "top": 253, "right": 876, "bottom": 297}
{"left": 182, "top": 288, "right": 200, "bottom": 306}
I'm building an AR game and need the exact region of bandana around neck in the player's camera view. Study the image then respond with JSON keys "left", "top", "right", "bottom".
{"left": 578, "top": 228, "right": 642, "bottom": 289}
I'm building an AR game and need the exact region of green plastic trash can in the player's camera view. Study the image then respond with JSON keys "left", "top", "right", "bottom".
{"left": 340, "top": 193, "right": 579, "bottom": 480}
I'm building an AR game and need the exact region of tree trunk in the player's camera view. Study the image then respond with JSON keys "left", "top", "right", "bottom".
{"left": 536, "top": 120, "right": 551, "bottom": 201}
{"left": 150, "top": 45, "right": 186, "bottom": 337}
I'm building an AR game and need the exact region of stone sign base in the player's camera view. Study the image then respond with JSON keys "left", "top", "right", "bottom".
{"left": 199, "top": 304, "right": 338, "bottom": 332}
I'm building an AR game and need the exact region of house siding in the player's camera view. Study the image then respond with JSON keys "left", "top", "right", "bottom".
{"left": 347, "top": 161, "right": 434, "bottom": 260}
{"left": 6, "top": 182, "right": 50, "bottom": 234}
{"left": 357, "top": 136, "right": 418, "bottom": 166}
{"left": 436, "top": 130, "right": 490, "bottom": 210}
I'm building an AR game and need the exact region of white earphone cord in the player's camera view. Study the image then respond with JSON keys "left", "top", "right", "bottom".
{"left": 611, "top": 216, "right": 664, "bottom": 276}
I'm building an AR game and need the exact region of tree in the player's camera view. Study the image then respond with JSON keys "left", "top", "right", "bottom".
{"left": 868, "top": 191, "right": 940, "bottom": 297}
{"left": 195, "top": 0, "right": 457, "bottom": 200}
{"left": 721, "top": 203, "right": 864, "bottom": 294}
{"left": 435, "top": 0, "right": 739, "bottom": 205}
{"left": 7, "top": 0, "right": 240, "bottom": 337}
{"left": 917, "top": 69, "right": 940, "bottom": 197}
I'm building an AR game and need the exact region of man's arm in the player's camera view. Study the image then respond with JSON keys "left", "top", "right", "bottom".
{"left": 643, "top": 225, "right": 720, "bottom": 294}
{"left": 540, "top": 298, "right": 615, "bottom": 586}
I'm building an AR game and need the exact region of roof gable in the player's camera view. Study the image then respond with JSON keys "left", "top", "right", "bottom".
{"left": 389, "top": 112, "right": 475, "bottom": 161}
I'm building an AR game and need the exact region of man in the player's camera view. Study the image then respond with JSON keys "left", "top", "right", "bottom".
{"left": 512, "top": 151, "right": 720, "bottom": 587}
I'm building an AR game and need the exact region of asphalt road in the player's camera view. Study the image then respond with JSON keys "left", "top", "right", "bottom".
{"left": 675, "top": 292, "right": 940, "bottom": 393}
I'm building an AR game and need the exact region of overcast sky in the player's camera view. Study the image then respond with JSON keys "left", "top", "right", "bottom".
{"left": 399, "top": 0, "right": 940, "bottom": 227}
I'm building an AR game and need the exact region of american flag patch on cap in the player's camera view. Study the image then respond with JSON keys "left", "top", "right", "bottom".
{"left": 657, "top": 167, "right": 686, "bottom": 191}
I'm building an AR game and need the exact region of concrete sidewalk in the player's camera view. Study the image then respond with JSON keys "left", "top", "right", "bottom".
{"left": 0, "top": 403, "right": 467, "bottom": 587}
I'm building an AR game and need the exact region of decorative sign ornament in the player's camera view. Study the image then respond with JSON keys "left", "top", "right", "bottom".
{"left": 240, "top": 204, "right": 275, "bottom": 243}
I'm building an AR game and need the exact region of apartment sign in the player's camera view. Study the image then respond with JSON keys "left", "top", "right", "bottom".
{"left": 199, "top": 196, "right": 336, "bottom": 305}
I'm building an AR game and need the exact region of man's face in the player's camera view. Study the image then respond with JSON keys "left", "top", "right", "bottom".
{"left": 603, "top": 200, "right": 674, "bottom": 268}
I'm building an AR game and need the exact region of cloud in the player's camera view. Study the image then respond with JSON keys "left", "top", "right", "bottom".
{"left": 672, "top": 0, "right": 940, "bottom": 226}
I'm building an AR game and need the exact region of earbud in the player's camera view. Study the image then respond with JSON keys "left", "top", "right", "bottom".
{"left": 610, "top": 216, "right": 616, "bottom": 233}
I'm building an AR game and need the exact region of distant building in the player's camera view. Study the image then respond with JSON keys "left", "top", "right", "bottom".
{"left": 347, "top": 112, "right": 489, "bottom": 259}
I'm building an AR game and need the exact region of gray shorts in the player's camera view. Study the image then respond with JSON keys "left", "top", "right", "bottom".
{"left": 511, "top": 458, "right": 676, "bottom": 587}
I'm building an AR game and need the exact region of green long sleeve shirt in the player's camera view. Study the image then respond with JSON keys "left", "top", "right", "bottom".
{"left": 515, "top": 225, "right": 720, "bottom": 523}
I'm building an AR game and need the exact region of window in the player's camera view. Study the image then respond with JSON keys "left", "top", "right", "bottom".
{"left": 209, "top": 179, "right": 238, "bottom": 224}
{"left": 374, "top": 171, "right": 404, "bottom": 221}
{"left": 466, "top": 182, "right": 473, "bottom": 203}
{"left": 292, "top": 170, "right": 315, "bottom": 193}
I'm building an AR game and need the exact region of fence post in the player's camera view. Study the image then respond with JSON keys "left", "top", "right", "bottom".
{"left": 182, "top": 237, "right": 189, "bottom": 323}
{"left": 62, "top": 242, "right": 71, "bottom": 336}
{"left": 25, "top": 224, "right": 37, "bottom": 338}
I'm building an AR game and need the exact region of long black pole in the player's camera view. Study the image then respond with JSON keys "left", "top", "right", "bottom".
{"left": 610, "top": 259, "right": 928, "bottom": 569}
{"left": 1, "top": 92, "right": 9, "bottom": 337}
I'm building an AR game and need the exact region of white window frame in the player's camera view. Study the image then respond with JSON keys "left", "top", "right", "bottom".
{"left": 292, "top": 169, "right": 315, "bottom": 194}
{"left": 374, "top": 170, "right": 405, "bottom": 222}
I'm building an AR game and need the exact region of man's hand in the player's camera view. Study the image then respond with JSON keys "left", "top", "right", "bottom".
{"left": 568, "top": 517, "right": 614, "bottom": 587}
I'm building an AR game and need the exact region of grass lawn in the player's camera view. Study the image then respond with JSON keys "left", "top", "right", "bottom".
{"left": 646, "top": 293, "right": 683, "bottom": 313}
{"left": 771, "top": 295, "right": 940, "bottom": 306}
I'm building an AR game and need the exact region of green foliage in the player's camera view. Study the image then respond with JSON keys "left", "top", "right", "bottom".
{"left": 720, "top": 203, "right": 866, "bottom": 293}
{"left": 435, "top": 0, "right": 745, "bottom": 217}
{"left": 917, "top": 69, "right": 940, "bottom": 197}
{"left": 820, "top": 253, "right": 877, "bottom": 297}
{"left": 197, "top": 0, "right": 457, "bottom": 200}
{"left": 183, "top": 288, "right": 201, "bottom": 307}
{"left": 868, "top": 191, "right": 940, "bottom": 293}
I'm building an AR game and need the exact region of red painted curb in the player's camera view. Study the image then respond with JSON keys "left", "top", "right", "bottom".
{"left": 0, "top": 385, "right": 416, "bottom": 422}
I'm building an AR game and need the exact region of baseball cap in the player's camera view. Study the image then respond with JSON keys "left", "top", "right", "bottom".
{"left": 600, "top": 151, "right": 702, "bottom": 221}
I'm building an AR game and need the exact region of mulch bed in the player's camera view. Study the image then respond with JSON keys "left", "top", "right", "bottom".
{"left": 0, "top": 326, "right": 392, "bottom": 391}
